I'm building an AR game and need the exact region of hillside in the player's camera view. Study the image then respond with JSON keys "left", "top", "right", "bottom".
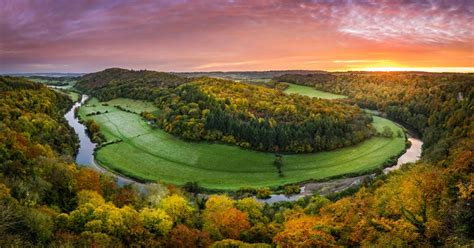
{"left": 156, "top": 78, "right": 375, "bottom": 153}
{"left": 176, "top": 70, "right": 328, "bottom": 80}
{"left": 76, "top": 68, "right": 190, "bottom": 101}
{"left": 274, "top": 72, "right": 474, "bottom": 157}
{"left": 77, "top": 69, "right": 376, "bottom": 153}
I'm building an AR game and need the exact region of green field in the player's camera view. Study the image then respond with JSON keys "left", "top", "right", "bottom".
{"left": 53, "top": 89, "right": 80, "bottom": 102}
{"left": 67, "top": 91, "right": 80, "bottom": 102}
{"left": 283, "top": 83, "right": 347, "bottom": 99}
{"left": 80, "top": 97, "right": 405, "bottom": 190}
{"left": 94, "top": 98, "right": 158, "bottom": 114}
{"left": 30, "top": 78, "right": 77, "bottom": 89}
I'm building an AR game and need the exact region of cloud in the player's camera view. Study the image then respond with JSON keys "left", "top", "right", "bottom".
{"left": 0, "top": 0, "right": 473, "bottom": 72}
{"left": 195, "top": 60, "right": 260, "bottom": 69}
{"left": 337, "top": 0, "right": 474, "bottom": 44}
{"left": 333, "top": 60, "right": 391, "bottom": 63}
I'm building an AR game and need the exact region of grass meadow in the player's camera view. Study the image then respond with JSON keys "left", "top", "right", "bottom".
{"left": 79, "top": 97, "right": 405, "bottom": 190}
{"left": 283, "top": 83, "right": 347, "bottom": 99}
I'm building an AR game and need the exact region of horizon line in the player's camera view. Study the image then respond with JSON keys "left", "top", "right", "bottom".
{"left": 2, "top": 67, "right": 473, "bottom": 75}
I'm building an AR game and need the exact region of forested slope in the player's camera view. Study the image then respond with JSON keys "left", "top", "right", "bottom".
{"left": 76, "top": 68, "right": 190, "bottom": 101}
{"left": 275, "top": 72, "right": 473, "bottom": 159}
{"left": 156, "top": 78, "right": 375, "bottom": 153}
{"left": 78, "top": 69, "right": 376, "bottom": 153}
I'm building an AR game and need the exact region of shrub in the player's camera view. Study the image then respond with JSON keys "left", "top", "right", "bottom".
{"left": 256, "top": 188, "right": 271, "bottom": 199}
{"left": 283, "top": 185, "right": 301, "bottom": 196}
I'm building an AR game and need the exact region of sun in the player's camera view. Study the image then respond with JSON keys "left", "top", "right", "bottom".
{"left": 352, "top": 61, "right": 474, "bottom": 73}
{"left": 361, "top": 66, "right": 474, "bottom": 73}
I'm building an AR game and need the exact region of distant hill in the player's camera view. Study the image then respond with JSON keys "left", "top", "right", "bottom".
{"left": 3, "top": 72, "right": 84, "bottom": 77}
{"left": 176, "top": 70, "right": 328, "bottom": 80}
{"left": 76, "top": 68, "right": 190, "bottom": 101}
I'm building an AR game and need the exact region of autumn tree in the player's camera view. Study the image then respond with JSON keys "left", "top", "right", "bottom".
{"left": 139, "top": 208, "right": 173, "bottom": 236}
{"left": 273, "top": 215, "right": 337, "bottom": 248}
{"left": 159, "top": 194, "right": 195, "bottom": 226}
{"left": 167, "top": 224, "right": 212, "bottom": 248}
{"left": 203, "top": 195, "right": 251, "bottom": 240}
{"left": 113, "top": 185, "right": 140, "bottom": 208}
{"left": 75, "top": 168, "right": 102, "bottom": 194}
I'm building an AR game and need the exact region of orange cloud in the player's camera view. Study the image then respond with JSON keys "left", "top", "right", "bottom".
{"left": 1, "top": 0, "right": 473, "bottom": 73}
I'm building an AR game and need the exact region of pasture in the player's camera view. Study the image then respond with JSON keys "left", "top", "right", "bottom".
{"left": 283, "top": 83, "right": 347, "bottom": 99}
{"left": 79, "top": 97, "right": 405, "bottom": 190}
{"left": 53, "top": 89, "right": 80, "bottom": 102}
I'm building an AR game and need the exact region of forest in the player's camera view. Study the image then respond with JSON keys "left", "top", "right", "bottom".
{"left": 0, "top": 73, "right": 472, "bottom": 247}
{"left": 275, "top": 72, "right": 473, "bottom": 159}
{"left": 76, "top": 68, "right": 190, "bottom": 101}
{"left": 155, "top": 78, "right": 374, "bottom": 153}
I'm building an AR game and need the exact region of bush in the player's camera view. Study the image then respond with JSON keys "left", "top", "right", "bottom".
{"left": 183, "top": 182, "right": 201, "bottom": 194}
{"left": 274, "top": 154, "right": 283, "bottom": 177}
{"left": 283, "top": 185, "right": 301, "bottom": 196}
{"left": 381, "top": 126, "right": 394, "bottom": 138}
{"left": 236, "top": 187, "right": 256, "bottom": 198}
{"left": 256, "top": 188, "right": 271, "bottom": 199}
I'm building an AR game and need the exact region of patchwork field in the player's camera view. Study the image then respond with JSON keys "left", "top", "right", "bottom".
{"left": 79, "top": 96, "right": 405, "bottom": 190}
{"left": 283, "top": 83, "right": 347, "bottom": 99}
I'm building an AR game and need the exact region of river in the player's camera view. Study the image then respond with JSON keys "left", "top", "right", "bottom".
{"left": 65, "top": 95, "right": 423, "bottom": 202}
{"left": 65, "top": 95, "right": 143, "bottom": 187}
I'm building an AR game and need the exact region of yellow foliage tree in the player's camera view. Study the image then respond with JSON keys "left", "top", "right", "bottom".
{"left": 139, "top": 208, "right": 173, "bottom": 236}
{"left": 159, "top": 194, "right": 195, "bottom": 225}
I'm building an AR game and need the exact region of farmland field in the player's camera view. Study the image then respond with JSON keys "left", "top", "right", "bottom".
{"left": 79, "top": 96, "right": 405, "bottom": 190}
{"left": 66, "top": 91, "right": 80, "bottom": 102}
{"left": 53, "top": 88, "right": 80, "bottom": 102}
{"left": 283, "top": 83, "right": 347, "bottom": 99}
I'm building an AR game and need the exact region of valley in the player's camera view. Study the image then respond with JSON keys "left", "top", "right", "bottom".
{"left": 1, "top": 71, "right": 471, "bottom": 247}
{"left": 75, "top": 81, "right": 406, "bottom": 190}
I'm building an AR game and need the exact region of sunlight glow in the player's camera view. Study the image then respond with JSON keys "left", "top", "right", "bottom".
{"left": 356, "top": 67, "right": 474, "bottom": 73}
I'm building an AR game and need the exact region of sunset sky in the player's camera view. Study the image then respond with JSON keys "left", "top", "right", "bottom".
{"left": 1, "top": 0, "right": 473, "bottom": 73}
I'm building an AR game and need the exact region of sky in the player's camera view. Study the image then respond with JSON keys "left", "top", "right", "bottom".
{"left": 1, "top": 0, "right": 473, "bottom": 73}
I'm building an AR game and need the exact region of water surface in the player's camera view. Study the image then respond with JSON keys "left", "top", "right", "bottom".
{"left": 65, "top": 95, "right": 97, "bottom": 166}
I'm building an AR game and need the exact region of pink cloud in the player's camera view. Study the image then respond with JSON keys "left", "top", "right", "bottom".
{"left": 0, "top": 0, "right": 472, "bottom": 72}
